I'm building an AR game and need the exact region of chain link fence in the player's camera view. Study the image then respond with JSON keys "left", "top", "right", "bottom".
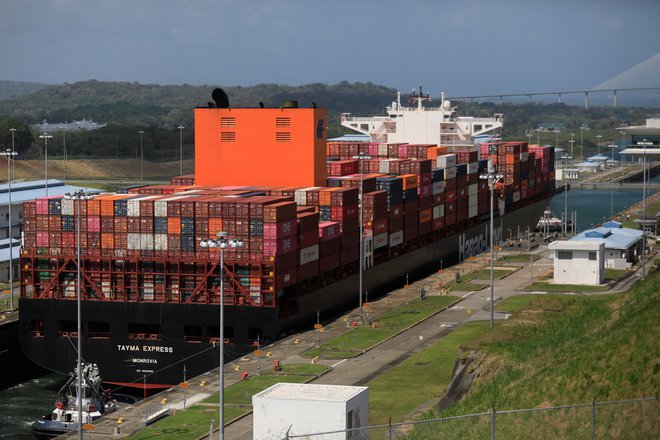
{"left": 283, "top": 396, "right": 658, "bottom": 439}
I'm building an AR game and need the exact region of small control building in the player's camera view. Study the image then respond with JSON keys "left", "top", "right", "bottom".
{"left": 253, "top": 383, "right": 368, "bottom": 440}
{"left": 549, "top": 240, "right": 605, "bottom": 285}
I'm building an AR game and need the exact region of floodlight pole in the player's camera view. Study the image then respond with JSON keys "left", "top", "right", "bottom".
{"left": 178, "top": 125, "right": 185, "bottom": 176}
{"left": 199, "top": 232, "right": 243, "bottom": 440}
{"left": 353, "top": 153, "right": 371, "bottom": 323}
{"left": 1, "top": 149, "right": 17, "bottom": 310}
{"left": 39, "top": 133, "right": 53, "bottom": 196}
{"left": 480, "top": 147, "right": 503, "bottom": 330}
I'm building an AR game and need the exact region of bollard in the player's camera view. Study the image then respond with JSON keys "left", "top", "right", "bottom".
{"left": 114, "top": 425, "right": 120, "bottom": 435}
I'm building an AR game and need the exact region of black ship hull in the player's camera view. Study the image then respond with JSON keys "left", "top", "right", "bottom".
{"left": 19, "top": 196, "right": 550, "bottom": 388}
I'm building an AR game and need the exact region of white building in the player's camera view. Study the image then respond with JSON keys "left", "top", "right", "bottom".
{"left": 549, "top": 240, "right": 605, "bottom": 285}
{"left": 253, "top": 383, "right": 369, "bottom": 440}
{"left": 571, "top": 221, "right": 643, "bottom": 269}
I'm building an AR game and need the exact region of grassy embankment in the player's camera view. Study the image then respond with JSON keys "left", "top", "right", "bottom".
{"left": 403, "top": 261, "right": 660, "bottom": 439}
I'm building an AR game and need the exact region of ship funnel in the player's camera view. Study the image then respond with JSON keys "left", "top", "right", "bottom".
{"left": 281, "top": 100, "right": 298, "bottom": 108}
{"left": 212, "top": 88, "right": 230, "bottom": 108}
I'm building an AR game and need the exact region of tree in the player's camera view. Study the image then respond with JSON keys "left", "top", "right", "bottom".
{"left": 0, "top": 118, "right": 35, "bottom": 157}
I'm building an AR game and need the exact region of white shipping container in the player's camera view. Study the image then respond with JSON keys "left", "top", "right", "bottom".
{"left": 154, "top": 234, "right": 168, "bottom": 250}
{"left": 432, "top": 181, "right": 445, "bottom": 195}
{"left": 389, "top": 230, "right": 404, "bottom": 247}
{"left": 468, "top": 183, "right": 478, "bottom": 196}
{"left": 127, "top": 233, "right": 141, "bottom": 250}
{"left": 467, "top": 162, "right": 479, "bottom": 174}
{"left": 140, "top": 233, "right": 154, "bottom": 250}
{"left": 436, "top": 154, "right": 457, "bottom": 168}
{"left": 127, "top": 199, "right": 141, "bottom": 217}
{"left": 469, "top": 205, "right": 478, "bottom": 218}
{"left": 374, "top": 232, "right": 388, "bottom": 249}
{"left": 379, "top": 159, "right": 392, "bottom": 174}
{"left": 61, "top": 199, "right": 74, "bottom": 216}
{"left": 443, "top": 166, "right": 457, "bottom": 180}
{"left": 378, "top": 144, "right": 389, "bottom": 157}
{"left": 299, "top": 244, "right": 319, "bottom": 265}
{"left": 363, "top": 236, "right": 374, "bottom": 256}
{"left": 433, "top": 204, "right": 445, "bottom": 219}
{"left": 469, "top": 195, "right": 479, "bottom": 207}
{"left": 520, "top": 152, "right": 528, "bottom": 162}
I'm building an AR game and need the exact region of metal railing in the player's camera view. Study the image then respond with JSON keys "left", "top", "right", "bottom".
{"left": 284, "top": 396, "right": 658, "bottom": 439}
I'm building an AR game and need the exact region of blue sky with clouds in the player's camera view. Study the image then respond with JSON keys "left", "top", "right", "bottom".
{"left": 2, "top": 0, "right": 659, "bottom": 96}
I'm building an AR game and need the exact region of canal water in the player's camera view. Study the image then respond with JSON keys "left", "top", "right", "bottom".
{"left": 548, "top": 174, "right": 660, "bottom": 233}
{"left": 1, "top": 178, "right": 658, "bottom": 439}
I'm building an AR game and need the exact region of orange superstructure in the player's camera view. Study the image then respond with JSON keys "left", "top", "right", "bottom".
{"left": 195, "top": 105, "right": 327, "bottom": 187}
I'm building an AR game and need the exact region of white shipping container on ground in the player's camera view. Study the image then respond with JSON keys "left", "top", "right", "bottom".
{"left": 253, "top": 383, "right": 369, "bottom": 440}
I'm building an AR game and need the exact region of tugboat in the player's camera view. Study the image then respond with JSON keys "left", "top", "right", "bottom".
{"left": 536, "top": 209, "right": 570, "bottom": 233}
{"left": 32, "top": 363, "right": 123, "bottom": 438}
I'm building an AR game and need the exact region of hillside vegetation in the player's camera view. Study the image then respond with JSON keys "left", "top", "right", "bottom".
{"left": 409, "top": 262, "right": 660, "bottom": 439}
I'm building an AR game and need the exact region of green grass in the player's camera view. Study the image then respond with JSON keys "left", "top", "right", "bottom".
{"left": 495, "top": 254, "right": 540, "bottom": 264}
{"left": 604, "top": 268, "right": 628, "bottom": 281}
{"left": 406, "top": 265, "right": 660, "bottom": 439}
{"left": 444, "top": 282, "right": 485, "bottom": 292}
{"left": 495, "top": 295, "right": 539, "bottom": 313}
{"left": 527, "top": 281, "right": 609, "bottom": 292}
{"left": 303, "top": 296, "right": 458, "bottom": 359}
{"left": 367, "top": 321, "right": 490, "bottom": 424}
{"left": 468, "top": 269, "right": 514, "bottom": 280}
{"left": 126, "top": 364, "right": 329, "bottom": 439}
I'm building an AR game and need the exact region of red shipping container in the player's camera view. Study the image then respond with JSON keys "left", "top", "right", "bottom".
{"left": 419, "top": 220, "right": 432, "bottom": 236}
{"left": 115, "top": 233, "right": 127, "bottom": 249}
{"left": 388, "top": 205, "right": 404, "bottom": 219}
{"left": 330, "top": 204, "right": 358, "bottom": 221}
{"left": 263, "top": 201, "right": 297, "bottom": 222}
{"left": 87, "top": 216, "right": 100, "bottom": 232}
{"left": 445, "top": 211, "right": 457, "bottom": 226}
{"left": 62, "top": 232, "right": 75, "bottom": 248}
{"left": 319, "top": 237, "right": 341, "bottom": 256}
{"left": 341, "top": 245, "right": 359, "bottom": 264}
{"left": 299, "top": 230, "right": 319, "bottom": 248}
{"left": 101, "top": 216, "right": 114, "bottom": 233}
{"left": 432, "top": 217, "right": 445, "bottom": 231}
{"left": 320, "top": 253, "right": 341, "bottom": 272}
{"left": 263, "top": 236, "right": 297, "bottom": 255}
{"left": 319, "top": 222, "right": 340, "bottom": 241}
{"left": 404, "top": 224, "right": 418, "bottom": 242}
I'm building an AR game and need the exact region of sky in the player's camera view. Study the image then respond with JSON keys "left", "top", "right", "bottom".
{"left": 2, "top": 0, "right": 659, "bottom": 97}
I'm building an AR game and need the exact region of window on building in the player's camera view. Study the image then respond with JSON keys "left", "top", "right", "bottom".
{"left": 557, "top": 251, "right": 572, "bottom": 260}
{"left": 589, "top": 251, "right": 597, "bottom": 260}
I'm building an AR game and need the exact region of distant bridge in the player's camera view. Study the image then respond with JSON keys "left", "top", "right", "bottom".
{"left": 448, "top": 87, "right": 660, "bottom": 109}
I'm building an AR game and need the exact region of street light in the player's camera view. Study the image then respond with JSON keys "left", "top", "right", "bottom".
{"left": 569, "top": 134, "right": 575, "bottom": 162}
{"left": 596, "top": 134, "right": 602, "bottom": 155}
{"left": 579, "top": 126, "right": 586, "bottom": 161}
{"left": 39, "top": 133, "right": 53, "bottom": 196}
{"left": 9, "top": 128, "right": 16, "bottom": 180}
{"left": 178, "top": 125, "right": 185, "bottom": 176}
{"left": 64, "top": 190, "right": 95, "bottom": 440}
{"left": 63, "top": 130, "right": 67, "bottom": 181}
{"left": 1, "top": 149, "right": 17, "bottom": 310}
{"left": 199, "top": 232, "right": 243, "bottom": 440}
{"left": 637, "top": 139, "right": 653, "bottom": 279}
{"left": 480, "top": 146, "right": 503, "bottom": 330}
{"left": 607, "top": 144, "right": 618, "bottom": 218}
{"left": 561, "top": 155, "right": 571, "bottom": 236}
{"left": 352, "top": 153, "right": 371, "bottom": 323}
{"left": 138, "top": 130, "right": 144, "bottom": 180}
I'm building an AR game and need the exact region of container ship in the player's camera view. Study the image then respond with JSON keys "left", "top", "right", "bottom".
{"left": 19, "top": 89, "right": 555, "bottom": 389}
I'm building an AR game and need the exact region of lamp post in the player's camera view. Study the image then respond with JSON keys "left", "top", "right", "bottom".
{"left": 178, "top": 125, "right": 185, "bottom": 176}
{"left": 63, "top": 130, "right": 67, "bottom": 181}
{"left": 352, "top": 153, "right": 371, "bottom": 323}
{"left": 561, "top": 155, "right": 570, "bottom": 236}
{"left": 607, "top": 144, "right": 618, "bottom": 218}
{"left": 579, "top": 126, "right": 586, "bottom": 161}
{"left": 39, "top": 133, "right": 53, "bottom": 196}
{"left": 64, "top": 190, "right": 95, "bottom": 440}
{"left": 9, "top": 128, "right": 16, "bottom": 180}
{"left": 199, "top": 232, "right": 243, "bottom": 440}
{"left": 637, "top": 139, "right": 653, "bottom": 279}
{"left": 480, "top": 146, "right": 503, "bottom": 330}
{"left": 569, "top": 134, "right": 575, "bottom": 162}
{"left": 138, "top": 130, "right": 144, "bottom": 180}
{"left": 596, "top": 135, "right": 602, "bottom": 155}
{"left": 1, "top": 149, "right": 17, "bottom": 310}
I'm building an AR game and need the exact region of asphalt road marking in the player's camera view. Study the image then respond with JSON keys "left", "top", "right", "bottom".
{"left": 461, "top": 291, "right": 477, "bottom": 298}
{"left": 449, "top": 306, "right": 465, "bottom": 310}
{"left": 331, "top": 359, "right": 347, "bottom": 368}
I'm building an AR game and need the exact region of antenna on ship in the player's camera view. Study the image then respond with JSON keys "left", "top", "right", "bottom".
{"left": 411, "top": 86, "right": 431, "bottom": 111}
